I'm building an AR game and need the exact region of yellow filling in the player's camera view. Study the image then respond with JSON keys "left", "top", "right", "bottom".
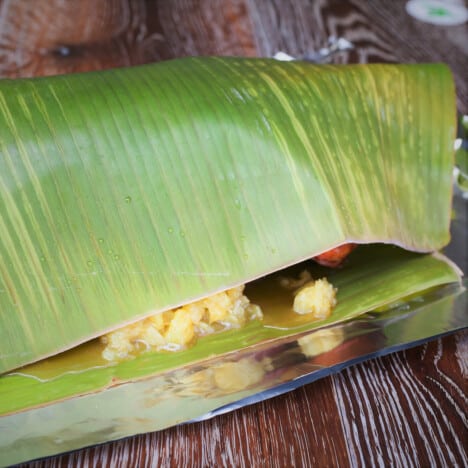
{"left": 101, "top": 285, "right": 262, "bottom": 361}
{"left": 101, "top": 275, "right": 337, "bottom": 362}
{"left": 298, "top": 328, "right": 344, "bottom": 357}
{"left": 292, "top": 277, "right": 337, "bottom": 318}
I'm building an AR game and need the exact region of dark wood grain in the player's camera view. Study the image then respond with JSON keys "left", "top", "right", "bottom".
{"left": 246, "top": 0, "right": 468, "bottom": 112}
{"left": 1, "top": 0, "right": 465, "bottom": 108}
{"left": 0, "top": 0, "right": 149, "bottom": 75}
{"left": 334, "top": 332, "right": 468, "bottom": 467}
{"left": 1, "top": 1, "right": 466, "bottom": 466}
{"left": 0, "top": 0, "right": 257, "bottom": 77}
{"left": 146, "top": 0, "right": 257, "bottom": 59}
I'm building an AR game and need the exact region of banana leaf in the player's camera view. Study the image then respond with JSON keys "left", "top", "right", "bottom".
{"left": 0, "top": 259, "right": 465, "bottom": 466}
{"left": 0, "top": 244, "right": 462, "bottom": 416}
{"left": 0, "top": 57, "right": 457, "bottom": 375}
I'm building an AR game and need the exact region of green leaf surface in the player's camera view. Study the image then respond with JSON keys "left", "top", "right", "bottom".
{"left": 0, "top": 245, "right": 461, "bottom": 416}
{"left": 0, "top": 58, "right": 456, "bottom": 373}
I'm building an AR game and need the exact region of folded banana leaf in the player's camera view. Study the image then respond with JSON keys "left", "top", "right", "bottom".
{"left": 0, "top": 56, "right": 465, "bottom": 465}
{"left": 0, "top": 57, "right": 458, "bottom": 376}
{"left": 0, "top": 254, "right": 465, "bottom": 466}
{"left": 0, "top": 244, "right": 462, "bottom": 414}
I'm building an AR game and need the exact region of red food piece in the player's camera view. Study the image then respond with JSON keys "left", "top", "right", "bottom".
{"left": 313, "top": 243, "right": 357, "bottom": 268}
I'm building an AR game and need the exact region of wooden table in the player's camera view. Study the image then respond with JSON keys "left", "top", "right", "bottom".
{"left": 1, "top": 1, "right": 466, "bottom": 466}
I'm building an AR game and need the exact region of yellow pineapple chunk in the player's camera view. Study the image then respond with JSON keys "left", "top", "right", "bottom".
{"left": 293, "top": 278, "right": 337, "bottom": 319}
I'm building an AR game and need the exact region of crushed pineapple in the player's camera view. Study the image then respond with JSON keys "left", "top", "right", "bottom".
{"left": 101, "top": 285, "right": 262, "bottom": 361}
{"left": 278, "top": 269, "right": 313, "bottom": 290}
{"left": 298, "top": 328, "right": 344, "bottom": 357}
{"left": 293, "top": 278, "right": 337, "bottom": 319}
{"left": 174, "top": 356, "right": 273, "bottom": 397}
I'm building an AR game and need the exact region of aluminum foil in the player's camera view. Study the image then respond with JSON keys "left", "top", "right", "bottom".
{"left": 1, "top": 191, "right": 466, "bottom": 466}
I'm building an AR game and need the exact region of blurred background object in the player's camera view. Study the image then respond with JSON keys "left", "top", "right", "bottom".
{"left": 405, "top": 0, "right": 468, "bottom": 26}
